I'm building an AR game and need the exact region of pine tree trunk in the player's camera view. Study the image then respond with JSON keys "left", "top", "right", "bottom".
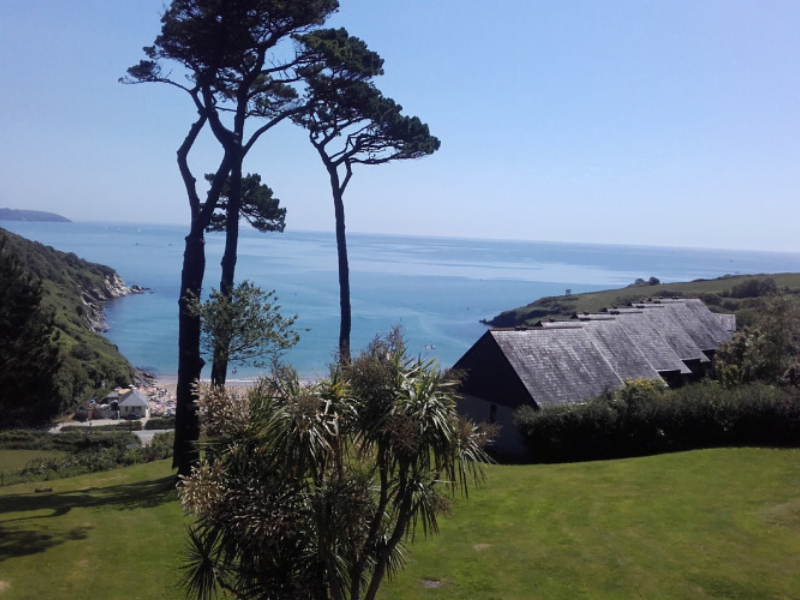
{"left": 212, "top": 158, "right": 242, "bottom": 386}
{"left": 174, "top": 228, "right": 206, "bottom": 476}
{"left": 332, "top": 185, "right": 351, "bottom": 363}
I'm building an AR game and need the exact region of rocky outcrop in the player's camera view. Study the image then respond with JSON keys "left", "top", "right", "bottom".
{"left": 105, "top": 273, "right": 132, "bottom": 299}
{"left": 80, "top": 274, "right": 133, "bottom": 332}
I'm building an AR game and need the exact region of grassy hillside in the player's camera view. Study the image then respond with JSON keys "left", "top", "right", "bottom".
{"left": 484, "top": 272, "right": 800, "bottom": 328}
{"left": 0, "top": 226, "right": 135, "bottom": 409}
{"left": 2, "top": 448, "right": 800, "bottom": 599}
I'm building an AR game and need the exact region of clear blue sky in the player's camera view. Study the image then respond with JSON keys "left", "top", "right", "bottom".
{"left": 1, "top": 1, "right": 798, "bottom": 251}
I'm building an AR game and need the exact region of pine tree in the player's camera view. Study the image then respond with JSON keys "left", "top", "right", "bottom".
{"left": 0, "top": 237, "right": 62, "bottom": 426}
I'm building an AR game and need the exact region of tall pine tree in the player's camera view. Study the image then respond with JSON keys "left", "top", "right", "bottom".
{"left": 0, "top": 237, "right": 62, "bottom": 427}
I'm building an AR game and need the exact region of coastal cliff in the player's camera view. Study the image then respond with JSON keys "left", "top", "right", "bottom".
{"left": 80, "top": 272, "right": 131, "bottom": 332}
{"left": 0, "top": 225, "right": 137, "bottom": 398}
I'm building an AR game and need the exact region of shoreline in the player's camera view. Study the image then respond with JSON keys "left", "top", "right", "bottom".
{"left": 153, "top": 373, "right": 320, "bottom": 397}
{"left": 154, "top": 374, "right": 262, "bottom": 396}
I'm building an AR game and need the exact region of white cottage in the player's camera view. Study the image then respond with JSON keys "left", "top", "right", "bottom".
{"left": 119, "top": 390, "right": 149, "bottom": 419}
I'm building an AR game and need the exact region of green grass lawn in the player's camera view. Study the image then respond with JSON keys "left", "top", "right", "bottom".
{"left": 2, "top": 449, "right": 800, "bottom": 599}
{"left": 0, "top": 450, "right": 67, "bottom": 474}
{"left": 381, "top": 448, "right": 800, "bottom": 599}
{"left": 0, "top": 460, "right": 186, "bottom": 600}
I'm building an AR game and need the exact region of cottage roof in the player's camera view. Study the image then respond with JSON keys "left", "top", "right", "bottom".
{"left": 456, "top": 298, "right": 729, "bottom": 412}
{"left": 490, "top": 328, "right": 623, "bottom": 408}
{"left": 535, "top": 321, "right": 584, "bottom": 329}
{"left": 629, "top": 299, "right": 734, "bottom": 346}
{"left": 680, "top": 299, "right": 735, "bottom": 343}
{"left": 579, "top": 319, "right": 663, "bottom": 382}
{"left": 607, "top": 308, "right": 691, "bottom": 374}
{"left": 628, "top": 304, "right": 710, "bottom": 363}
{"left": 119, "top": 389, "right": 148, "bottom": 407}
{"left": 648, "top": 300, "right": 720, "bottom": 351}
{"left": 573, "top": 312, "right": 616, "bottom": 321}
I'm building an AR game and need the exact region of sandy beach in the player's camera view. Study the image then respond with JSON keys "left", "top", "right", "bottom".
{"left": 154, "top": 375, "right": 260, "bottom": 397}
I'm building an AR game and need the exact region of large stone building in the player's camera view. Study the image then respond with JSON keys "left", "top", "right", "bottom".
{"left": 455, "top": 299, "right": 735, "bottom": 456}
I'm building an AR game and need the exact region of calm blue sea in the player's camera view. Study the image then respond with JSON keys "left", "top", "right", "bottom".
{"left": 5, "top": 220, "right": 800, "bottom": 380}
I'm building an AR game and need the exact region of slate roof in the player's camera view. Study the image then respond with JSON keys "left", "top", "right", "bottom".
{"left": 578, "top": 319, "right": 662, "bottom": 382}
{"left": 630, "top": 299, "right": 735, "bottom": 346}
{"left": 535, "top": 321, "right": 584, "bottom": 329}
{"left": 119, "top": 389, "right": 148, "bottom": 407}
{"left": 680, "top": 299, "right": 736, "bottom": 343}
{"left": 456, "top": 298, "right": 735, "bottom": 410}
{"left": 648, "top": 300, "right": 719, "bottom": 351}
{"left": 627, "top": 304, "right": 710, "bottom": 363}
{"left": 491, "top": 328, "right": 623, "bottom": 408}
{"left": 586, "top": 309, "right": 691, "bottom": 374}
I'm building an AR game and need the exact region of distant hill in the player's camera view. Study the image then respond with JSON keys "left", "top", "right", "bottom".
{"left": 0, "top": 208, "right": 71, "bottom": 222}
{"left": 482, "top": 272, "right": 800, "bottom": 329}
{"left": 0, "top": 226, "right": 135, "bottom": 409}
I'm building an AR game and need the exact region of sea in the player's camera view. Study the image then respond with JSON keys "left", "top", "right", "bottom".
{"left": 5, "top": 220, "right": 800, "bottom": 381}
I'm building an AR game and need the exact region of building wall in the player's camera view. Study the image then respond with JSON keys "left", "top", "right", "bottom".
{"left": 457, "top": 394, "right": 527, "bottom": 459}
{"left": 455, "top": 333, "right": 534, "bottom": 411}
{"left": 120, "top": 405, "right": 147, "bottom": 418}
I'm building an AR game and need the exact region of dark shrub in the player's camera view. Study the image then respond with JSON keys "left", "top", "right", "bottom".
{"left": 699, "top": 293, "right": 722, "bottom": 307}
{"left": 61, "top": 421, "right": 142, "bottom": 432}
{"left": 514, "top": 381, "right": 800, "bottom": 463}
{"left": 144, "top": 418, "right": 176, "bottom": 430}
{"left": 729, "top": 277, "right": 777, "bottom": 299}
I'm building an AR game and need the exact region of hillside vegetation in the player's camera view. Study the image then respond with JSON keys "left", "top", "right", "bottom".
{"left": 2, "top": 448, "right": 800, "bottom": 599}
{"left": 0, "top": 226, "right": 135, "bottom": 416}
{"left": 483, "top": 272, "right": 800, "bottom": 328}
{"left": 0, "top": 208, "right": 70, "bottom": 222}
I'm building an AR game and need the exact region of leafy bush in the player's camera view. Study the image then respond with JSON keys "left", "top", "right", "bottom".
{"left": 716, "top": 295, "right": 800, "bottom": 385}
{"left": 149, "top": 431, "right": 174, "bottom": 459}
{"left": 179, "top": 331, "right": 492, "bottom": 599}
{"left": 514, "top": 380, "right": 800, "bottom": 463}
{"left": 726, "top": 277, "right": 778, "bottom": 299}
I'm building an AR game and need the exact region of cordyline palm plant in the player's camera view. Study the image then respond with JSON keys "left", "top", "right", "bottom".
{"left": 179, "top": 331, "right": 495, "bottom": 600}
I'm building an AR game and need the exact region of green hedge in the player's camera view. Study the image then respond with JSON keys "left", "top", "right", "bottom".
{"left": 514, "top": 381, "right": 800, "bottom": 463}
{"left": 144, "top": 418, "right": 176, "bottom": 430}
{"left": 1, "top": 432, "right": 174, "bottom": 486}
{"left": 0, "top": 429, "right": 139, "bottom": 452}
{"left": 61, "top": 421, "right": 142, "bottom": 432}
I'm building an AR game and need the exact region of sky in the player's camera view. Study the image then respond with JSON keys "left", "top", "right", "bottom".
{"left": 1, "top": 0, "right": 799, "bottom": 252}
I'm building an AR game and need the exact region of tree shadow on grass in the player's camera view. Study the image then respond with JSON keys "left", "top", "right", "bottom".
{"left": 0, "top": 524, "right": 91, "bottom": 563}
{"left": 0, "top": 475, "right": 179, "bottom": 563}
{"left": 0, "top": 475, "right": 178, "bottom": 523}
